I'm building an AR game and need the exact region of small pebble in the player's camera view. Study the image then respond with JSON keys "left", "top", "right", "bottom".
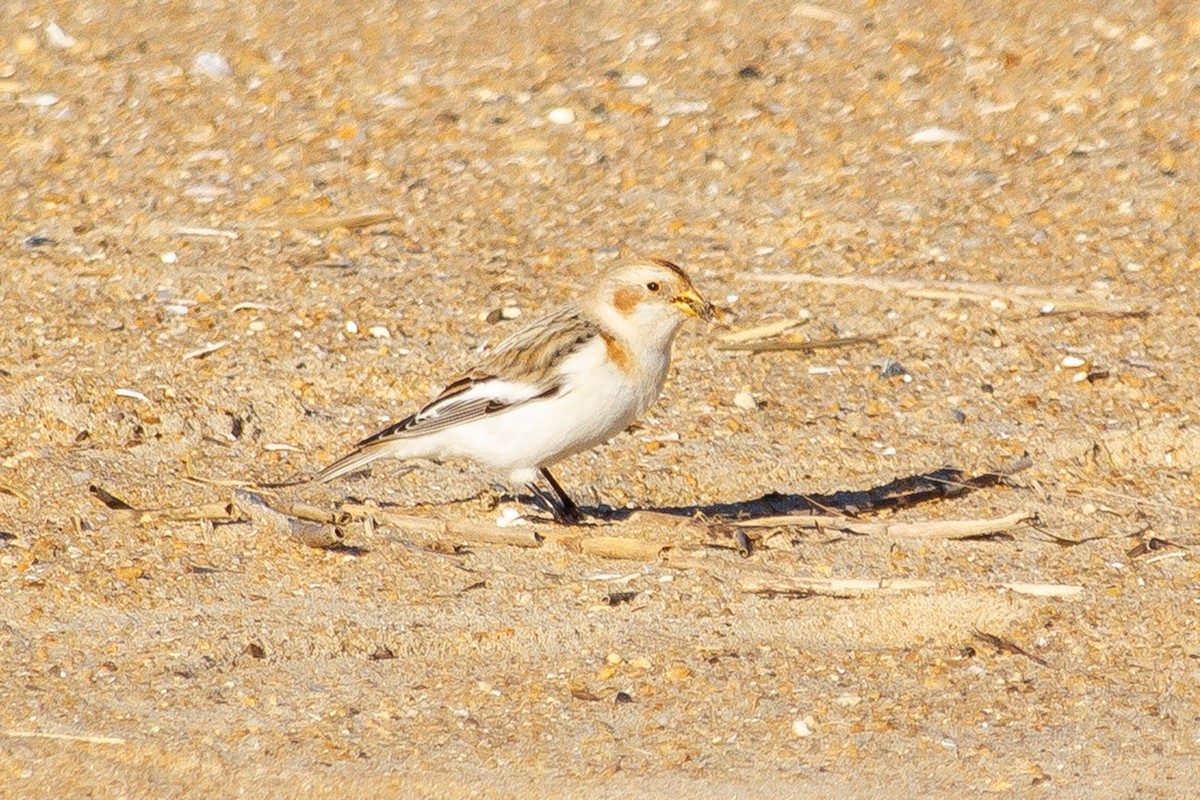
{"left": 791, "top": 717, "right": 814, "bottom": 737}
{"left": 193, "top": 51, "right": 232, "bottom": 80}
{"left": 878, "top": 359, "right": 908, "bottom": 379}
{"left": 733, "top": 391, "right": 757, "bottom": 411}
{"left": 1061, "top": 355, "right": 1087, "bottom": 368}
{"left": 547, "top": 107, "right": 575, "bottom": 125}
{"left": 667, "top": 100, "right": 709, "bottom": 115}
{"left": 160, "top": 251, "right": 178, "bottom": 264}
{"left": 248, "top": 320, "right": 266, "bottom": 332}
{"left": 1131, "top": 34, "right": 1158, "bottom": 51}
{"left": 368, "top": 325, "right": 391, "bottom": 339}
{"left": 345, "top": 320, "right": 359, "bottom": 334}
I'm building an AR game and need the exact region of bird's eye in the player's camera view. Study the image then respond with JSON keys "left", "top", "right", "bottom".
{"left": 646, "top": 281, "right": 660, "bottom": 292}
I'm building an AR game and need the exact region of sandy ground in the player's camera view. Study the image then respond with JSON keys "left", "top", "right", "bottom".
{"left": 2, "top": 0, "right": 1198, "bottom": 796}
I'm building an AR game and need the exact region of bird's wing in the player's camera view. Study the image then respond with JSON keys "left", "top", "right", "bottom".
{"left": 354, "top": 304, "right": 599, "bottom": 447}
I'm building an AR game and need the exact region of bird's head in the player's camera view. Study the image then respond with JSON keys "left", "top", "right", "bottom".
{"left": 590, "top": 258, "right": 714, "bottom": 343}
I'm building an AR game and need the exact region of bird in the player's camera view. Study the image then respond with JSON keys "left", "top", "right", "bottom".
{"left": 308, "top": 258, "right": 714, "bottom": 523}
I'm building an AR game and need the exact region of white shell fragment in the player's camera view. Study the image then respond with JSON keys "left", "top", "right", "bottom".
{"left": 367, "top": 325, "right": 391, "bottom": 339}
{"left": 495, "top": 507, "right": 528, "bottom": 527}
{"left": 547, "top": 107, "right": 576, "bottom": 125}
{"left": 1061, "top": 355, "right": 1087, "bottom": 368}
{"left": 909, "top": 126, "right": 966, "bottom": 144}
{"left": 192, "top": 51, "right": 233, "bottom": 80}
{"left": 114, "top": 388, "right": 150, "bottom": 403}
{"left": 45, "top": 21, "right": 78, "bottom": 49}
{"left": 182, "top": 341, "right": 229, "bottom": 361}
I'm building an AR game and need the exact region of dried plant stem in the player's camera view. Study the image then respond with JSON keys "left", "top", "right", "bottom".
{"left": 4, "top": 729, "right": 127, "bottom": 746}
{"left": 715, "top": 333, "right": 886, "bottom": 353}
{"left": 736, "top": 510, "right": 1035, "bottom": 539}
{"left": 739, "top": 271, "right": 1141, "bottom": 314}
{"left": 341, "top": 505, "right": 543, "bottom": 548}
{"left": 740, "top": 576, "right": 935, "bottom": 596}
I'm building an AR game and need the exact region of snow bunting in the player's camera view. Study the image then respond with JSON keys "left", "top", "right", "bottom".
{"left": 311, "top": 258, "right": 713, "bottom": 522}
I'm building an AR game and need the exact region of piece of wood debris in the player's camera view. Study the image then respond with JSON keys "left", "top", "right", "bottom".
{"left": 0, "top": 482, "right": 31, "bottom": 503}
{"left": 998, "top": 582, "right": 1084, "bottom": 599}
{"left": 734, "top": 510, "right": 1036, "bottom": 540}
{"left": 295, "top": 210, "right": 397, "bottom": 231}
{"left": 174, "top": 226, "right": 239, "bottom": 239}
{"left": 229, "top": 301, "right": 277, "bottom": 313}
{"left": 553, "top": 534, "right": 667, "bottom": 561}
{"left": 625, "top": 509, "right": 708, "bottom": 530}
{"left": 4, "top": 729, "right": 127, "bottom": 746}
{"left": 340, "top": 505, "right": 543, "bottom": 548}
{"left": 233, "top": 489, "right": 343, "bottom": 548}
{"left": 740, "top": 576, "right": 935, "bottom": 596}
{"left": 972, "top": 629, "right": 1050, "bottom": 667}
{"left": 716, "top": 333, "right": 886, "bottom": 353}
{"left": 716, "top": 318, "right": 802, "bottom": 344}
{"left": 739, "top": 271, "right": 1140, "bottom": 314}
{"left": 1144, "top": 551, "right": 1188, "bottom": 565}
{"left": 1038, "top": 307, "right": 1151, "bottom": 320}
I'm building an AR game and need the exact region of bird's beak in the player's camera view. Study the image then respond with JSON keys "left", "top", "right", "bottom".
{"left": 673, "top": 290, "right": 715, "bottom": 322}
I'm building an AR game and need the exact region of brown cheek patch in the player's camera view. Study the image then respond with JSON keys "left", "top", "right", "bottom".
{"left": 600, "top": 331, "right": 633, "bottom": 374}
{"left": 613, "top": 286, "right": 639, "bottom": 316}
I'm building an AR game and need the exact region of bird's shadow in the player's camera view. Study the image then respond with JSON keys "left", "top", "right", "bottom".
{"left": 550, "top": 464, "right": 1016, "bottom": 524}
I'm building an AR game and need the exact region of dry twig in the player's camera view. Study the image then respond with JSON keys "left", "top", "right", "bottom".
{"left": 735, "top": 510, "right": 1036, "bottom": 540}
{"left": 4, "top": 729, "right": 127, "bottom": 746}
{"left": 341, "top": 505, "right": 542, "bottom": 548}
{"left": 715, "top": 333, "right": 886, "bottom": 353}
{"left": 972, "top": 629, "right": 1050, "bottom": 667}
{"left": 740, "top": 576, "right": 935, "bottom": 596}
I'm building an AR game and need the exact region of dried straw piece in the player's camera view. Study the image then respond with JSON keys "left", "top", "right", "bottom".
{"left": 715, "top": 333, "right": 886, "bottom": 353}
{"left": 735, "top": 510, "right": 1035, "bottom": 540}
{"left": 340, "top": 505, "right": 542, "bottom": 548}
{"left": 999, "top": 582, "right": 1084, "bottom": 598}
{"left": 716, "top": 318, "right": 802, "bottom": 344}
{"left": 296, "top": 210, "right": 397, "bottom": 231}
{"left": 4, "top": 729, "right": 127, "bottom": 746}
{"left": 557, "top": 535, "right": 667, "bottom": 562}
{"left": 740, "top": 576, "right": 934, "bottom": 596}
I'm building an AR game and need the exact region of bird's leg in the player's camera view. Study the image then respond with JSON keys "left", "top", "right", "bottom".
{"left": 523, "top": 481, "right": 572, "bottom": 524}
{"left": 539, "top": 467, "right": 585, "bottom": 524}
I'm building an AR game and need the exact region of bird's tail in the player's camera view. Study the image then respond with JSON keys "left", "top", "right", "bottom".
{"left": 311, "top": 440, "right": 406, "bottom": 484}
